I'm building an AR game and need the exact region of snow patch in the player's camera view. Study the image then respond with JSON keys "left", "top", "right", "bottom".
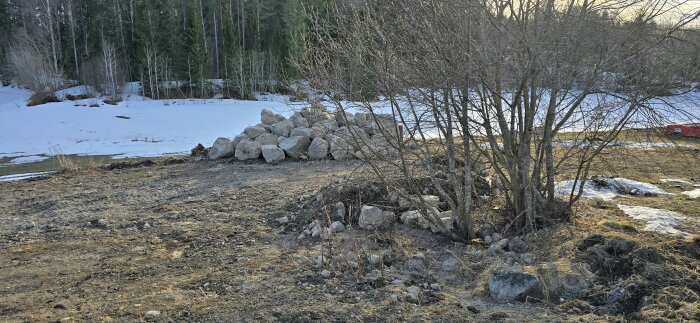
{"left": 554, "top": 180, "right": 619, "bottom": 201}
{"left": 600, "top": 177, "right": 670, "bottom": 196}
{"left": 682, "top": 189, "right": 700, "bottom": 199}
{"left": 0, "top": 171, "right": 55, "bottom": 182}
{"left": 9, "top": 155, "right": 50, "bottom": 164}
{"left": 617, "top": 204, "right": 692, "bottom": 236}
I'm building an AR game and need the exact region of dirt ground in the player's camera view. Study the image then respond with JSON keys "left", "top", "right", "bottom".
{"left": 1, "top": 147, "right": 699, "bottom": 322}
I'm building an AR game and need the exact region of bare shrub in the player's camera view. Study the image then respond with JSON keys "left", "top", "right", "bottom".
{"left": 5, "top": 28, "right": 64, "bottom": 94}
{"left": 301, "top": 0, "right": 700, "bottom": 239}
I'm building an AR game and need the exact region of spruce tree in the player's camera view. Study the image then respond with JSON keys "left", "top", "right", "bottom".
{"left": 185, "top": 2, "right": 209, "bottom": 97}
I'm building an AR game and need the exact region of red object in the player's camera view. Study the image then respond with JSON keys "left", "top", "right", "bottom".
{"left": 666, "top": 124, "right": 700, "bottom": 137}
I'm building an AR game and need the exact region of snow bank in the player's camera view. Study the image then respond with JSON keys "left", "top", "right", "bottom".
{"left": 601, "top": 177, "right": 670, "bottom": 196}
{"left": 555, "top": 177, "right": 670, "bottom": 200}
{"left": 0, "top": 84, "right": 301, "bottom": 162}
{"left": 617, "top": 204, "right": 692, "bottom": 237}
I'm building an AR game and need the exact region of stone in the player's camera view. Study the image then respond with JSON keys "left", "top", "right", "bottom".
{"left": 368, "top": 254, "right": 382, "bottom": 266}
{"left": 261, "top": 145, "right": 285, "bottom": 164}
{"left": 301, "top": 106, "right": 333, "bottom": 125}
{"left": 271, "top": 119, "right": 294, "bottom": 137}
{"left": 400, "top": 210, "right": 422, "bottom": 225}
{"left": 442, "top": 258, "right": 459, "bottom": 273}
{"left": 334, "top": 125, "right": 370, "bottom": 143}
{"left": 485, "top": 236, "right": 494, "bottom": 244}
{"left": 508, "top": 237, "right": 526, "bottom": 253}
{"left": 243, "top": 126, "right": 268, "bottom": 139}
{"left": 277, "top": 216, "right": 289, "bottom": 224}
{"left": 291, "top": 127, "right": 312, "bottom": 137}
{"left": 332, "top": 202, "right": 346, "bottom": 222}
{"left": 279, "top": 136, "right": 311, "bottom": 158}
{"left": 255, "top": 133, "right": 279, "bottom": 146}
{"left": 329, "top": 135, "right": 354, "bottom": 160}
{"left": 261, "top": 108, "right": 285, "bottom": 125}
{"left": 420, "top": 195, "right": 440, "bottom": 207}
{"left": 488, "top": 239, "right": 510, "bottom": 254}
{"left": 405, "top": 285, "right": 421, "bottom": 303}
{"left": 492, "top": 232, "right": 503, "bottom": 242}
{"left": 308, "top": 138, "right": 330, "bottom": 160}
{"left": 320, "top": 270, "right": 332, "bottom": 278}
{"left": 336, "top": 111, "right": 355, "bottom": 126}
{"left": 520, "top": 253, "right": 535, "bottom": 265}
{"left": 232, "top": 133, "right": 248, "bottom": 148}
{"left": 310, "top": 119, "right": 339, "bottom": 139}
{"left": 430, "top": 216, "right": 454, "bottom": 233}
{"left": 330, "top": 221, "right": 345, "bottom": 232}
{"left": 290, "top": 112, "right": 310, "bottom": 128}
{"left": 234, "top": 140, "right": 262, "bottom": 160}
{"left": 145, "top": 310, "right": 161, "bottom": 317}
{"left": 488, "top": 269, "right": 543, "bottom": 303}
{"left": 208, "top": 137, "right": 235, "bottom": 159}
{"left": 430, "top": 283, "right": 442, "bottom": 291}
{"left": 358, "top": 206, "right": 395, "bottom": 230}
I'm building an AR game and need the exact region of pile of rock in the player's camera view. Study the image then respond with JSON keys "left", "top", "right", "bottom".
{"left": 207, "top": 106, "right": 401, "bottom": 163}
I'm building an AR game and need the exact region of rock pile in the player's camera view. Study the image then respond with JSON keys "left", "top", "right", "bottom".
{"left": 207, "top": 107, "right": 401, "bottom": 163}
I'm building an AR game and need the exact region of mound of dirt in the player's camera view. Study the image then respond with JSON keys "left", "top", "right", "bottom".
{"left": 574, "top": 234, "right": 700, "bottom": 319}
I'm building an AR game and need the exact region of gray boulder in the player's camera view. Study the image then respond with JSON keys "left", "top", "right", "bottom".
{"left": 271, "top": 119, "right": 294, "bottom": 137}
{"left": 234, "top": 140, "right": 262, "bottom": 160}
{"left": 488, "top": 269, "right": 543, "bottom": 303}
{"left": 332, "top": 202, "right": 346, "bottom": 222}
{"left": 232, "top": 133, "right": 248, "bottom": 148}
{"left": 290, "top": 112, "right": 310, "bottom": 128}
{"left": 310, "top": 119, "right": 339, "bottom": 139}
{"left": 308, "top": 138, "right": 329, "bottom": 160}
{"left": 508, "top": 237, "right": 526, "bottom": 253}
{"left": 279, "top": 136, "right": 311, "bottom": 158}
{"left": 208, "top": 137, "right": 235, "bottom": 159}
{"left": 261, "top": 108, "right": 285, "bottom": 125}
{"left": 291, "top": 127, "right": 312, "bottom": 137}
{"left": 243, "top": 126, "right": 268, "bottom": 139}
{"left": 261, "top": 145, "right": 285, "bottom": 164}
{"left": 336, "top": 111, "right": 356, "bottom": 126}
{"left": 359, "top": 206, "right": 395, "bottom": 230}
{"left": 255, "top": 133, "right": 279, "bottom": 146}
{"left": 301, "top": 106, "right": 332, "bottom": 125}
{"left": 329, "top": 135, "right": 354, "bottom": 160}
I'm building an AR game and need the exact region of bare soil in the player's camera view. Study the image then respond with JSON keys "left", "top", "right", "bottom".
{"left": 0, "top": 152, "right": 698, "bottom": 322}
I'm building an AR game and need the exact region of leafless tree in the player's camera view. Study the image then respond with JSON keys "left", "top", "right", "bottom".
{"left": 301, "top": 0, "right": 700, "bottom": 239}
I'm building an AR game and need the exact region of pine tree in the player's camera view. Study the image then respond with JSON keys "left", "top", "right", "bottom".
{"left": 185, "top": 2, "right": 209, "bottom": 97}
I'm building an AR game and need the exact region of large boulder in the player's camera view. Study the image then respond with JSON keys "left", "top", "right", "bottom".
{"left": 308, "top": 138, "right": 329, "bottom": 160}
{"left": 243, "top": 126, "right": 268, "bottom": 139}
{"left": 524, "top": 261, "right": 595, "bottom": 301}
{"left": 271, "top": 119, "right": 294, "bottom": 137}
{"left": 329, "top": 135, "right": 354, "bottom": 160}
{"left": 301, "top": 106, "right": 334, "bottom": 126}
{"left": 488, "top": 269, "right": 543, "bottom": 303}
{"left": 261, "top": 109, "right": 285, "bottom": 125}
{"left": 310, "top": 119, "right": 339, "bottom": 139}
{"left": 279, "top": 136, "right": 311, "bottom": 158}
{"left": 334, "top": 125, "right": 370, "bottom": 143}
{"left": 336, "top": 111, "right": 356, "bottom": 126}
{"left": 261, "top": 145, "right": 285, "bottom": 164}
{"left": 358, "top": 206, "right": 395, "bottom": 230}
{"left": 291, "top": 127, "right": 312, "bottom": 137}
{"left": 234, "top": 139, "right": 262, "bottom": 160}
{"left": 290, "top": 112, "right": 310, "bottom": 128}
{"left": 355, "top": 112, "right": 396, "bottom": 135}
{"left": 255, "top": 133, "right": 279, "bottom": 146}
{"left": 232, "top": 133, "right": 248, "bottom": 148}
{"left": 208, "top": 137, "right": 235, "bottom": 159}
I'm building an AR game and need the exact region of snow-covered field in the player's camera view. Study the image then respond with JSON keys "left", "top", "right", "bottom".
{"left": 0, "top": 84, "right": 303, "bottom": 164}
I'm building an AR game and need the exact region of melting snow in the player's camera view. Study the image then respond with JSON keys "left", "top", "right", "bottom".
{"left": 555, "top": 177, "right": 670, "bottom": 200}
{"left": 8, "top": 155, "right": 50, "bottom": 164}
{"left": 554, "top": 180, "right": 619, "bottom": 201}
{"left": 0, "top": 171, "right": 55, "bottom": 182}
{"left": 682, "top": 189, "right": 700, "bottom": 199}
{"left": 617, "top": 204, "right": 692, "bottom": 236}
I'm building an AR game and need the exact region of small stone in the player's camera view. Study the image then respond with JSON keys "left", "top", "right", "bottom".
{"left": 145, "top": 310, "right": 161, "bottom": 317}
{"left": 297, "top": 233, "right": 306, "bottom": 241}
{"left": 391, "top": 294, "right": 401, "bottom": 302}
{"left": 430, "top": 283, "right": 442, "bottom": 291}
{"left": 492, "top": 232, "right": 503, "bottom": 242}
{"left": 442, "top": 258, "right": 459, "bottom": 273}
{"left": 406, "top": 285, "right": 421, "bottom": 295}
{"left": 330, "top": 221, "right": 345, "bottom": 232}
{"left": 368, "top": 254, "right": 382, "bottom": 266}
{"left": 484, "top": 235, "right": 493, "bottom": 244}
{"left": 520, "top": 253, "right": 535, "bottom": 265}
{"left": 321, "top": 270, "right": 331, "bottom": 278}
{"left": 508, "top": 237, "right": 526, "bottom": 253}
{"left": 358, "top": 205, "right": 393, "bottom": 230}
{"left": 332, "top": 202, "right": 346, "bottom": 222}
{"left": 277, "top": 216, "right": 289, "bottom": 224}
{"left": 488, "top": 239, "right": 509, "bottom": 254}
{"left": 488, "top": 269, "right": 542, "bottom": 303}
